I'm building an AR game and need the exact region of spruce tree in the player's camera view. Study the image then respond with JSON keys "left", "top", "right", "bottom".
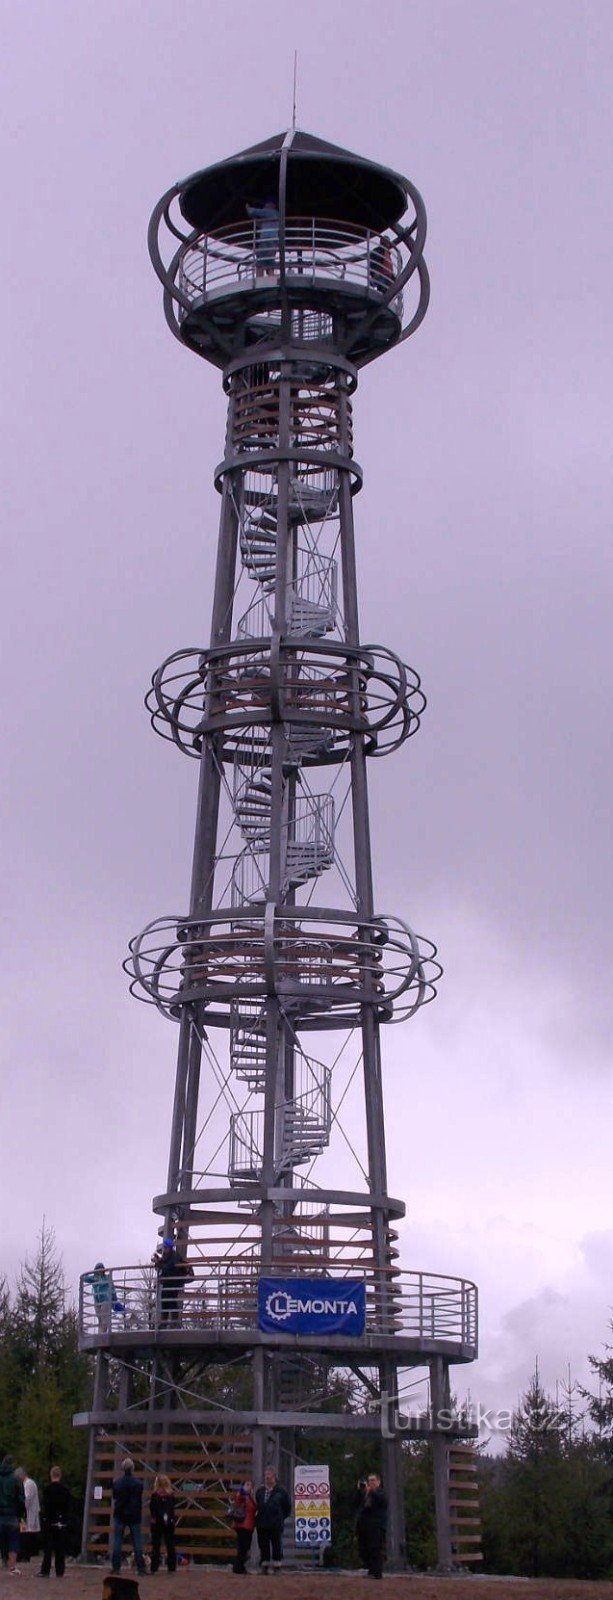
{"left": 582, "top": 1323, "right": 613, "bottom": 1449}
{"left": 12, "top": 1220, "right": 66, "bottom": 1376}
{"left": 0, "top": 1272, "right": 21, "bottom": 1455}
{"left": 4, "top": 1223, "right": 90, "bottom": 1490}
{"left": 502, "top": 1363, "right": 566, "bottom": 1575}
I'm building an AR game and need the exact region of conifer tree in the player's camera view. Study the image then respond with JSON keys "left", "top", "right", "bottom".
{"left": 12, "top": 1220, "right": 67, "bottom": 1376}
{"left": 501, "top": 1363, "right": 566, "bottom": 1575}
{"left": 0, "top": 1272, "right": 21, "bottom": 1453}
{"left": 1, "top": 1224, "right": 90, "bottom": 1490}
{"left": 582, "top": 1323, "right": 613, "bottom": 1450}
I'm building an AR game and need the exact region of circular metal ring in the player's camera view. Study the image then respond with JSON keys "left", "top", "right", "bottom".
{"left": 125, "top": 907, "right": 441, "bottom": 1028}
{"left": 146, "top": 640, "right": 425, "bottom": 762}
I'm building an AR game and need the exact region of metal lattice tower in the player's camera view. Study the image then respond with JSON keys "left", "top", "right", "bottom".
{"left": 76, "top": 129, "right": 478, "bottom": 1570}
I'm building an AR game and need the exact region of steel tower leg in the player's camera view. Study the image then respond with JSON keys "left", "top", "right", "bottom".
{"left": 81, "top": 1349, "right": 108, "bottom": 1559}
{"left": 430, "top": 1356, "right": 453, "bottom": 1569}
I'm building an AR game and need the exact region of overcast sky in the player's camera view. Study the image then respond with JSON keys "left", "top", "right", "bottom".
{"left": 2, "top": 0, "right": 612, "bottom": 1440}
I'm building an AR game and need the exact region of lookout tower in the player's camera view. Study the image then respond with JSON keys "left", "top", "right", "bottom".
{"left": 76, "top": 129, "right": 478, "bottom": 1570}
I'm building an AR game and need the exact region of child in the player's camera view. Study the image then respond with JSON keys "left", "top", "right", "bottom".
{"left": 149, "top": 1472, "right": 176, "bottom": 1573}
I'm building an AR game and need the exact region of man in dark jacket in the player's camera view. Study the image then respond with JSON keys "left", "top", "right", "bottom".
{"left": 40, "top": 1466, "right": 72, "bottom": 1577}
{"left": 152, "top": 1237, "right": 194, "bottom": 1325}
{"left": 111, "top": 1459, "right": 146, "bottom": 1575}
{"left": 0, "top": 1454, "right": 26, "bottom": 1574}
{"left": 255, "top": 1466, "right": 291, "bottom": 1572}
{"left": 354, "top": 1472, "right": 388, "bottom": 1579}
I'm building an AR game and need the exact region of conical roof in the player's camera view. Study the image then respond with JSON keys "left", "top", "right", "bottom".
{"left": 178, "top": 128, "right": 412, "bottom": 231}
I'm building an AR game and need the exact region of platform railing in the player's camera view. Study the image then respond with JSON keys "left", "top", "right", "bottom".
{"left": 146, "top": 639, "right": 425, "bottom": 759}
{"left": 79, "top": 1264, "right": 477, "bottom": 1352}
{"left": 178, "top": 219, "right": 403, "bottom": 315}
{"left": 126, "top": 908, "right": 440, "bottom": 1025}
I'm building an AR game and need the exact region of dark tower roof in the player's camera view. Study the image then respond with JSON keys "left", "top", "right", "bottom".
{"left": 179, "top": 127, "right": 411, "bottom": 232}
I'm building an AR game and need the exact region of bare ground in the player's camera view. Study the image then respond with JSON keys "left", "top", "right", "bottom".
{"left": 3, "top": 1568, "right": 613, "bottom": 1600}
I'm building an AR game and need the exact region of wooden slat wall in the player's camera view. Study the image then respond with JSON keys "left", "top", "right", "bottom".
{"left": 448, "top": 1444, "right": 483, "bottom": 1566}
{"left": 86, "top": 1427, "right": 253, "bottom": 1562}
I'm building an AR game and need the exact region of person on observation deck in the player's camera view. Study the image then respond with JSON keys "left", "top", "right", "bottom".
{"left": 83, "top": 1262, "right": 115, "bottom": 1331}
{"left": 369, "top": 239, "right": 394, "bottom": 294}
{"left": 246, "top": 198, "right": 279, "bottom": 276}
{"left": 152, "top": 1235, "right": 194, "bottom": 1325}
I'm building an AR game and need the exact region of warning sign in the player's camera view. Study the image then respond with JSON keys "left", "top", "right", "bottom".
{"left": 294, "top": 1464, "right": 331, "bottom": 1547}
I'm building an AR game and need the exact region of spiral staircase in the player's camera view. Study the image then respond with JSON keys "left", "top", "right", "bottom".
{"left": 228, "top": 416, "right": 338, "bottom": 1184}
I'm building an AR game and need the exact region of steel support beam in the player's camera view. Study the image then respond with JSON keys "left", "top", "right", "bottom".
{"left": 430, "top": 1355, "right": 453, "bottom": 1570}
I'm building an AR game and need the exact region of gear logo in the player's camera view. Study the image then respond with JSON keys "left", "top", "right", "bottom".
{"left": 265, "top": 1289, "right": 293, "bottom": 1322}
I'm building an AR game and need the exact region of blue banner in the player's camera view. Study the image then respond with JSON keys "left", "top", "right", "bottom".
{"left": 258, "top": 1278, "right": 365, "bottom": 1336}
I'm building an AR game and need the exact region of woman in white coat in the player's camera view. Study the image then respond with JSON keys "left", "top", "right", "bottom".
{"left": 16, "top": 1468, "right": 40, "bottom": 1562}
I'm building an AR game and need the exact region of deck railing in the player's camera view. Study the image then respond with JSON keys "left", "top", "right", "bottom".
{"left": 79, "top": 1263, "right": 477, "bottom": 1353}
{"left": 178, "top": 219, "right": 403, "bottom": 317}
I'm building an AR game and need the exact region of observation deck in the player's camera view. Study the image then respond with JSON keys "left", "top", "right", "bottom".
{"left": 79, "top": 1261, "right": 478, "bottom": 1368}
{"left": 175, "top": 219, "right": 405, "bottom": 366}
{"left": 148, "top": 127, "right": 429, "bottom": 370}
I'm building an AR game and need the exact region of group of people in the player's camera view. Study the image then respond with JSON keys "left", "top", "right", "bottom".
{"left": 113, "top": 1458, "right": 387, "bottom": 1578}
{"left": 0, "top": 1455, "right": 72, "bottom": 1578}
{"left": 85, "top": 1236, "right": 196, "bottom": 1333}
{"left": 0, "top": 1449, "right": 388, "bottom": 1579}
{"left": 111, "top": 1460, "right": 293, "bottom": 1578}
{"left": 229, "top": 1466, "right": 291, "bottom": 1574}
{"left": 111, "top": 1459, "right": 178, "bottom": 1577}
{"left": 229, "top": 1465, "right": 387, "bottom": 1578}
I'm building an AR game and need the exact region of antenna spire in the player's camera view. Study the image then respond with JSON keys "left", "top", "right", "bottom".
{"left": 292, "top": 51, "right": 298, "bottom": 129}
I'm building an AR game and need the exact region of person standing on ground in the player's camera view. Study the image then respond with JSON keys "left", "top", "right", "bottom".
{"left": 111, "top": 1458, "right": 146, "bottom": 1576}
{"left": 40, "top": 1466, "right": 72, "bottom": 1578}
{"left": 255, "top": 1466, "right": 291, "bottom": 1573}
{"left": 149, "top": 1473, "right": 176, "bottom": 1573}
{"left": 0, "top": 1454, "right": 26, "bottom": 1575}
{"left": 16, "top": 1466, "right": 40, "bottom": 1562}
{"left": 354, "top": 1472, "right": 388, "bottom": 1579}
{"left": 231, "top": 1476, "right": 256, "bottom": 1573}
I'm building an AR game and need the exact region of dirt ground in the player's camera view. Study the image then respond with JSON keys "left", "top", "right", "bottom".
{"left": 4, "top": 1569, "right": 613, "bottom": 1600}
